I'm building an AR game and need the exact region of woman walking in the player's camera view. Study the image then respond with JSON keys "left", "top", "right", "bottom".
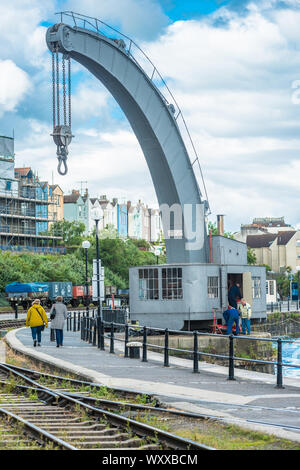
{"left": 26, "top": 299, "right": 48, "bottom": 347}
{"left": 49, "top": 296, "right": 68, "bottom": 348}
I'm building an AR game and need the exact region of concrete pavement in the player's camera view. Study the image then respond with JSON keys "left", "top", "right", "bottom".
{"left": 4, "top": 326, "right": 300, "bottom": 443}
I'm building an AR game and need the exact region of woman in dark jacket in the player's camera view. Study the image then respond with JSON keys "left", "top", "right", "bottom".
{"left": 49, "top": 296, "right": 68, "bottom": 347}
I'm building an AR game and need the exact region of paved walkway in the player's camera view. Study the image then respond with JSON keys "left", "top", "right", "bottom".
{"left": 4, "top": 326, "right": 300, "bottom": 443}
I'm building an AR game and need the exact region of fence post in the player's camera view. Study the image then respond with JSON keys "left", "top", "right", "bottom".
{"left": 142, "top": 326, "right": 148, "bottom": 362}
{"left": 73, "top": 312, "right": 77, "bottom": 332}
{"left": 89, "top": 318, "right": 93, "bottom": 343}
{"left": 124, "top": 323, "right": 129, "bottom": 358}
{"left": 93, "top": 319, "right": 97, "bottom": 346}
{"left": 81, "top": 318, "right": 84, "bottom": 340}
{"left": 164, "top": 329, "right": 169, "bottom": 367}
{"left": 193, "top": 331, "right": 199, "bottom": 373}
{"left": 101, "top": 320, "right": 105, "bottom": 350}
{"left": 110, "top": 322, "right": 114, "bottom": 353}
{"left": 276, "top": 337, "right": 284, "bottom": 389}
{"left": 85, "top": 317, "right": 89, "bottom": 341}
{"left": 228, "top": 335, "right": 235, "bottom": 381}
{"left": 271, "top": 302, "right": 273, "bottom": 313}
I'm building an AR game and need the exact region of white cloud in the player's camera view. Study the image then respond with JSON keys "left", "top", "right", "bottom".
{"left": 4, "top": 0, "right": 300, "bottom": 233}
{"left": 62, "top": 0, "right": 169, "bottom": 40}
{"left": 0, "top": 60, "right": 31, "bottom": 116}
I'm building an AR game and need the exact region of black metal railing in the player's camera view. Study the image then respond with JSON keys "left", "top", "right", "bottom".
{"left": 267, "top": 300, "right": 300, "bottom": 313}
{"left": 66, "top": 311, "right": 300, "bottom": 389}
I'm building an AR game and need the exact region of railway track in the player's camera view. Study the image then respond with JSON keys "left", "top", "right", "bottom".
{"left": 1, "top": 362, "right": 300, "bottom": 449}
{"left": 0, "top": 363, "right": 213, "bottom": 451}
{"left": 0, "top": 319, "right": 26, "bottom": 330}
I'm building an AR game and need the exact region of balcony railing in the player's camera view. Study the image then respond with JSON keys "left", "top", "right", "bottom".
{"left": 0, "top": 244, "right": 66, "bottom": 254}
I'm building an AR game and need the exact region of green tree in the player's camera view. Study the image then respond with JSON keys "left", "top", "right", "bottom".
{"left": 207, "top": 221, "right": 234, "bottom": 239}
{"left": 247, "top": 248, "right": 257, "bottom": 265}
{"left": 49, "top": 219, "right": 86, "bottom": 246}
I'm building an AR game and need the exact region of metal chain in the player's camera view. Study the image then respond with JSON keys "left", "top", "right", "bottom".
{"left": 62, "top": 55, "right": 67, "bottom": 126}
{"left": 68, "top": 57, "right": 71, "bottom": 129}
{"left": 56, "top": 48, "right": 60, "bottom": 127}
{"left": 52, "top": 49, "right": 56, "bottom": 131}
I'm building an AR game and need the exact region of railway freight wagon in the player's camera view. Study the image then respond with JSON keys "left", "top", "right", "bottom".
{"left": 5, "top": 282, "right": 49, "bottom": 310}
{"left": 71, "top": 285, "right": 93, "bottom": 307}
{"left": 5, "top": 282, "right": 129, "bottom": 310}
{"left": 5, "top": 281, "right": 73, "bottom": 309}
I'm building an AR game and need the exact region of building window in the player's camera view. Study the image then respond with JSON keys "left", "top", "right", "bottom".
{"left": 208, "top": 276, "right": 219, "bottom": 298}
{"left": 270, "top": 281, "right": 274, "bottom": 296}
{"left": 5, "top": 181, "right": 11, "bottom": 191}
{"left": 138, "top": 268, "right": 159, "bottom": 300}
{"left": 252, "top": 277, "right": 261, "bottom": 299}
{"left": 266, "top": 281, "right": 268, "bottom": 295}
{"left": 162, "top": 267, "right": 183, "bottom": 300}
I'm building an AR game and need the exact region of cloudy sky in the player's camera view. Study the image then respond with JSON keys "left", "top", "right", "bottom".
{"left": 1, "top": 0, "right": 300, "bottom": 232}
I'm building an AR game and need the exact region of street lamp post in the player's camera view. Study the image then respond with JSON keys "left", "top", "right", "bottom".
{"left": 154, "top": 248, "right": 160, "bottom": 265}
{"left": 82, "top": 240, "right": 91, "bottom": 317}
{"left": 91, "top": 203, "right": 104, "bottom": 320}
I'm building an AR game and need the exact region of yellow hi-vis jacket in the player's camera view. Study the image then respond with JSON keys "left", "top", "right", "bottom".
{"left": 26, "top": 305, "right": 48, "bottom": 328}
{"left": 239, "top": 303, "right": 252, "bottom": 319}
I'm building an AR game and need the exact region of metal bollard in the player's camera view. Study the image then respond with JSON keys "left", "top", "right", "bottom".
{"left": 276, "top": 337, "right": 284, "bottom": 389}
{"left": 124, "top": 324, "right": 129, "bottom": 358}
{"left": 67, "top": 314, "right": 70, "bottom": 331}
{"left": 142, "top": 326, "right": 148, "bottom": 362}
{"left": 164, "top": 328, "right": 169, "bottom": 367}
{"left": 110, "top": 322, "right": 114, "bottom": 353}
{"left": 78, "top": 312, "right": 81, "bottom": 331}
{"left": 228, "top": 335, "right": 235, "bottom": 381}
{"left": 193, "top": 331, "right": 199, "bottom": 373}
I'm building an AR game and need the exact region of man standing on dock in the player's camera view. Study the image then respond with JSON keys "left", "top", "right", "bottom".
{"left": 239, "top": 298, "right": 252, "bottom": 335}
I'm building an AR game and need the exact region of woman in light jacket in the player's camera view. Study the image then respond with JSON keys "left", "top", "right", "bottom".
{"left": 49, "top": 296, "right": 68, "bottom": 348}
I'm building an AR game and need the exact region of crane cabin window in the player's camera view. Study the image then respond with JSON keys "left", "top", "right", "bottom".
{"left": 208, "top": 276, "right": 219, "bottom": 298}
{"left": 138, "top": 268, "right": 159, "bottom": 300}
{"left": 162, "top": 267, "right": 183, "bottom": 300}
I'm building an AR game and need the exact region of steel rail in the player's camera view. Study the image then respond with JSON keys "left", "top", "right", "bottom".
{"left": 2, "top": 366, "right": 300, "bottom": 437}
{"left": 2, "top": 362, "right": 157, "bottom": 402}
{"left": 0, "top": 363, "right": 214, "bottom": 450}
{"left": 3, "top": 379, "right": 300, "bottom": 436}
{"left": 0, "top": 407, "right": 77, "bottom": 450}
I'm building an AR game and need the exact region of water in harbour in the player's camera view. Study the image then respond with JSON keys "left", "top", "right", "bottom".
{"left": 280, "top": 337, "right": 300, "bottom": 378}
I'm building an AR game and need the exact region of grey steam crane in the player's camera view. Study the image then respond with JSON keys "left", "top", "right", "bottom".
{"left": 46, "top": 13, "right": 266, "bottom": 330}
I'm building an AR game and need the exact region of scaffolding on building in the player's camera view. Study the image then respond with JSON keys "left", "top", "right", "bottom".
{"left": 0, "top": 137, "right": 64, "bottom": 254}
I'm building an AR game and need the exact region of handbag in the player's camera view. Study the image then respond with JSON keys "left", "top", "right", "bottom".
{"left": 33, "top": 306, "right": 45, "bottom": 331}
{"left": 50, "top": 307, "right": 56, "bottom": 320}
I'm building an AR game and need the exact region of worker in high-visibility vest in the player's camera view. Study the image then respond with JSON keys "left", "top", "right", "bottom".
{"left": 239, "top": 298, "right": 252, "bottom": 335}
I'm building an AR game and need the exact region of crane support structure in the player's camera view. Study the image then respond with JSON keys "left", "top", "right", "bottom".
{"left": 46, "top": 17, "right": 209, "bottom": 264}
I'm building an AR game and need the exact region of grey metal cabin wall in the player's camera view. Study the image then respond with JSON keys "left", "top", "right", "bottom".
{"left": 212, "top": 236, "right": 247, "bottom": 265}
{"left": 46, "top": 24, "right": 209, "bottom": 264}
